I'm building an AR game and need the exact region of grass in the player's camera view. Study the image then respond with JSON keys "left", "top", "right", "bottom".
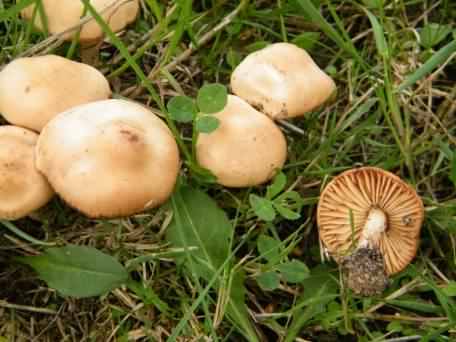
{"left": 0, "top": 0, "right": 456, "bottom": 341}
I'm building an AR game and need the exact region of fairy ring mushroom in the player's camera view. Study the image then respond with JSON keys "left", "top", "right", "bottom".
{"left": 20, "top": 0, "right": 140, "bottom": 44}
{"left": 231, "top": 42, "right": 336, "bottom": 120}
{"left": 0, "top": 54, "right": 111, "bottom": 132}
{"left": 0, "top": 125, "right": 54, "bottom": 220}
{"left": 196, "top": 95, "right": 287, "bottom": 187}
{"left": 317, "top": 167, "right": 424, "bottom": 296}
{"left": 35, "top": 99, "right": 180, "bottom": 218}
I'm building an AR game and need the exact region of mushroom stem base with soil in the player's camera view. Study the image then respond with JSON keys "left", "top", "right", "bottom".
{"left": 342, "top": 207, "right": 389, "bottom": 296}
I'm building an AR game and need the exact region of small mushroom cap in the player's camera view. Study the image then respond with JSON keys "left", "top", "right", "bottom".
{"left": 0, "top": 54, "right": 111, "bottom": 132}
{"left": 21, "top": 0, "right": 139, "bottom": 43}
{"left": 196, "top": 95, "right": 287, "bottom": 187}
{"left": 231, "top": 42, "right": 336, "bottom": 120}
{"left": 0, "top": 126, "right": 54, "bottom": 220}
{"left": 317, "top": 167, "right": 424, "bottom": 275}
{"left": 35, "top": 99, "right": 180, "bottom": 218}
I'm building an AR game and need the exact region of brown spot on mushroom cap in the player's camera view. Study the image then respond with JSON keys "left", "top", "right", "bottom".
{"left": 317, "top": 167, "right": 424, "bottom": 275}
{"left": 0, "top": 54, "right": 111, "bottom": 131}
{"left": 21, "top": 0, "right": 139, "bottom": 44}
{"left": 0, "top": 126, "right": 54, "bottom": 219}
{"left": 196, "top": 95, "right": 287, "bottom": 187}
{"left": 35, "top": 99, "right": 180, "bottom": 218}
{"left": 230, "top": 42, "right": 336, "bottom": 120}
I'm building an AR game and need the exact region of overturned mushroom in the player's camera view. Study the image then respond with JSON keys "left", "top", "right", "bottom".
{"left": 231, "top": 42, "right": 336, "bottom": 120}
{"left": 36, "top": 99, "right": 180, "bottom": 218}
{"left": 21, "top": 0, "right": 139, "bottom": 44}
{"left": 0, "top": 126, "right": 54, "bottom": 220}
{"left": 317, "top": 167, "right": 424, "bottom": 296}
{"left": 0, "top": 54, "right": 111, "bottom": 131}
{"left": 196, "top": 95, "right": 287, "bottom": 187}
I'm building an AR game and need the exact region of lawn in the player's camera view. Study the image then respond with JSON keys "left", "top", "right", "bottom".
{"left": 0, "top": 0, "right": 455, "bottom": 341}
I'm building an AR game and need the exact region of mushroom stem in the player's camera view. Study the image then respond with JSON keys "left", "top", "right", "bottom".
{"left": 358, "top": 208, "right": 387, "bottom": 248}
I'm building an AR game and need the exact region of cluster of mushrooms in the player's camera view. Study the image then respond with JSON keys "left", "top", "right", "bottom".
{"left": 0, "top": 0, "right": 425, "bottom": 296}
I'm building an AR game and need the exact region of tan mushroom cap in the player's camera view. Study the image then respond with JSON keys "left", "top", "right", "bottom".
{"left": 0, "top": 126, "right": 54, "bottom": 220}
{"left": 196, "top": 95, "right": 287, "bottom": 187}
{"left": 231, "top": 42, "right": 336, "bottom": 120}
{"left": 0, "top": 54, "right": 111, "bottom": 132}
{"left": 317, "top": 167, "right": 424, "bottom": 275}
{"left": 35, "top": 99, "right": 180, "bottom": 218}
{"left": 21, "top": 0, "right": 139, "bottom": 43}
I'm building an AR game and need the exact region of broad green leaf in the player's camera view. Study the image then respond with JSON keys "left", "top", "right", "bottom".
{"left": 197, "top": 84, "right": 228, "bottom": 114}
{"left": 420, "top": 23, "right": 452, "bottom": 49}
{"left": 195, "top": 115, "right": 220, "bottom": 133}
{"left": 166, "top": 187, "right": 258, "bottom": 341}
{"left": 291, "top": 32, "right": 320, "bottom": 50}
{"left": 166, "top": 187, "right": 231, "bottom": 277}
{"left": 277, "top": 260, "right": 310, "bottom": 283}
{"left": 266, "top": 172, "right": 287, "bottom": 199}
{"left": 249, "top": 195, "right": 276, "bottom": 221}
{"left": 17, "top": 245, "right": 128, "bottom": 298}
{"left": 257, "top": 271, "right": 280, "bottom": 290}
{"left": 273, "top": 203, "right": 301, "bottom": 220}
{"left": 167, "top": 96, "right": 196, "bottom": 123}
{"left": 257, "top": 234, "right": 282, "bottom": 264}
{"left": 284, "top": 265, "right": 338, "bottom": 342}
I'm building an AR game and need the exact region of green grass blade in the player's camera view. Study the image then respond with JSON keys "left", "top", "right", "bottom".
{"left": 0, "top": 0, "right": 35, "bottom": 22}
{"left": 296, "top": 0, "right": 369, "bottom": 70}
{"left": 363, "top": 8, "right": 389, "bottom": 59}
{"left": 80, "top": 0, "right": 192, "bottom": 162}
{"left": 397, "top": 39, "right": 456, "bottom": 92}
{"left": 1, "top": 220, "right": 55, "bottom": 246}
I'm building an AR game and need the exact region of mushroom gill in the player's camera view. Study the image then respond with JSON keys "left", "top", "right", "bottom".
{"left": 317, "top": 167, "right": 424, "bottom": 296}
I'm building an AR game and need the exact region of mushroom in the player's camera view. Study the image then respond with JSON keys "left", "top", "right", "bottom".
{"left": 21, "top": 0, "right": 139, "bottom": 44}
{"left": 230, "top": 42, "right": 336, "bottom": 120}
{"left": 317, "top": 167, "right": 424, "bottom": 296}
{"left": 35, "top": 99, "right": 180, "bottom": 218}
{"left": 196, "top": 95, "right": 287, "bottom": 187}
{"left": 0, "top": 54, "right": 111, "bottom": 132}
{"left": 0, "top": 125, "right": 54, "bottom": 220}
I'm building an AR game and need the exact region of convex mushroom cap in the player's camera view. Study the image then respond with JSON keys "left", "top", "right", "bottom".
{"left": 21, "top": 0, "right": 139, "bottom": 44}
{"left": 231, "top": 42, "right": 336, "bottom": 120}
{"left": 196, "top": 95, "right": 287, "bottom": 187}
{"left": 0, "top": 54, "right": 111, "bottom": 132}
{"left": 0, "top": 125, "right": 54, "bottom": 220}
{"left": 317, "top": 167, "right": 424, "bottom": 295}
{"left": 36, "top": 99, "right": 180, "bottom": 218}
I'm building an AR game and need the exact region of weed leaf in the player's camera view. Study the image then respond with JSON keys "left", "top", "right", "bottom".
{"left": 167, "top": 187, "right": 258, "bottom": 341}
{"left": 197, "top": 84, "right": 228, "bottom": 114}
{"left": 195, "top": 115, "right": 220, "bottom": 133}
{"left": 266, "top": 172, "right": 287, "bottom": 199}
{"left": 257, "top": 271, "right": 280, "bottom": 291}
{"left": 257, "top": 234, "right": 282, "bottom": 264}
{"left": 277, "top": 260, "right": 310, "bottom": 283}
{"left": 167, "top": 96, "right": 196, "bottom": 123}
{"left": 420, "top": 23, "right": 452, "bottom": 49}
{"left": 17, "top": 245, "right": 128, "bottom": 298}
{"left": 249, "top": 194, "right": 276, "bottom": 221}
